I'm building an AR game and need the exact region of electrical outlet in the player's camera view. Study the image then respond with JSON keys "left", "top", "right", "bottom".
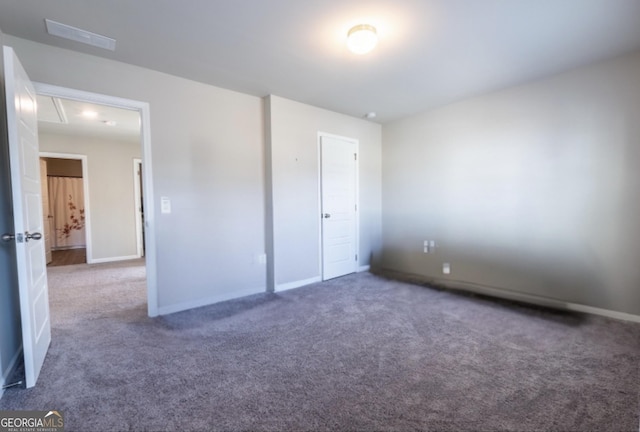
{"left": 424, "top": 240, "right": 438, "bottom": 254}
{"left": 442, "top": 262, "right": 451, "bottom": 274}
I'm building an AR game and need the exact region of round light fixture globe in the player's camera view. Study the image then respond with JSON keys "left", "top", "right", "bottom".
{"left": 347, "top": 24, "right": 378, "bottom": 55}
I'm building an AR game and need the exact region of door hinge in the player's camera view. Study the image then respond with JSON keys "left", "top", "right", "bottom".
{"left": 355, "top": 204, "right": 357, "bottom": 211}
{"left": 354, "top": 153, "right": 357, "bottom": 161}
{"left": 355, "top": 254, "right": 358, "bottom": 261}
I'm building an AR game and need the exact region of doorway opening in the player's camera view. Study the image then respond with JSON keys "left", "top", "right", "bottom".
{"left": 33, "top": 82, "right": 158, "bottom": 317}
{"left": 39, "top": 154, "right": 89, "bottom": 266}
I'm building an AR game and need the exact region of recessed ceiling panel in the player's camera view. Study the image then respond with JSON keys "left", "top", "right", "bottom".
{"left": 36, "top": 95, "right": 66, "bottom": 124}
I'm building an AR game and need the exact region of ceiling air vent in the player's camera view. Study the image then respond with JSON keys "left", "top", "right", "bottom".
{"left": 45, "top": 19, "right": 116, "bottom": 51}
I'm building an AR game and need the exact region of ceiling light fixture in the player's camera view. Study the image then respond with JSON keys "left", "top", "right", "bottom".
{"left": 81, "top": 110, "right": 98, "bottom": 118}
{"left": 347, "top": 24, "right": 378, "bottom": 55}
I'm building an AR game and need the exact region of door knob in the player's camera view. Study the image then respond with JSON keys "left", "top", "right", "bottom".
{"left": 25, "top": 232, "right": 42, "bottom": 242}
{"left": 323, "top": 213, "right": 331, "bottom": 219}
{"left": 2, "top": 233, "right": 27, "bottom": 243}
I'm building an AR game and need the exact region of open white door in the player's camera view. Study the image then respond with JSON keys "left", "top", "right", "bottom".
{"left": 320, "top": 135, "right": 358, "bottom": 280}
{"left": 4, "top": 46, "right": 51, "bottom": 388}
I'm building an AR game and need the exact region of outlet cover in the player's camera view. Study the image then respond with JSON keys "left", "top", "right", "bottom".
{"left": 442, "top": 262, "right": 451, "bottom": 274}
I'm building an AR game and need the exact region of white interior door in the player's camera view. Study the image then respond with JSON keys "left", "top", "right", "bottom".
{"left": 4, "top": 46, "right": 51, "bottom": 388}
{"left": 39, "top": 158, "right": 52, "bottom": 264}
{"left": 320, "top": 135, "right": 358, "bottom": 280}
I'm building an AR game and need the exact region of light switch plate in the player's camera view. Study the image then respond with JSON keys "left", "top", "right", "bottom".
{"left": 161, "top": 196, "right": 171, "bottom": 214}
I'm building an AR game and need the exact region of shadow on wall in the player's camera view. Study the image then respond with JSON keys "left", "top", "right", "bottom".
{"left": 380, "top": 238, "right": 611, "bottom": 312}
{"left": 373, "top": 268, "right": 591, "bottom": 327}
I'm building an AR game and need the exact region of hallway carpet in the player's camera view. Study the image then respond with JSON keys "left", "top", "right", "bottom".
{"left": 1, "top": 260, "right": 639, "bottom": 431}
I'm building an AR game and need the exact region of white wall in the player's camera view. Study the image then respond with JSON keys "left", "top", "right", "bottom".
{"left": 5, "top": 35, "right": 267, "bottom": 314}
{"left": 265, "top": 95, "right": 382, "bottom": 290}
{"left": 382, "top": 49, "right": 640, "bottom": 316}
{"left": 40, "top": 133, "right": 141, "bottom": 261}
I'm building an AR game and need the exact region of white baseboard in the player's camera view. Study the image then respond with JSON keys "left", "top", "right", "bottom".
{"left": 88, "top": 255, "right": 140, "bottom": 264}
{"left": 562, "top": 302, "right": 640, "bottom": 323}
{"left": 0, "top": 345, "right": 22, "bottom": 399}
{"left": 430, "top": 277, "right": 640, "bottom": 324}
{"left": 157, "top": 286, "right": 265, "bottom": 316}
{"left": 276, "top": 276, "right": 322, "bottom": 292}
{"left": 276, "top": 269, "right": 369, "bottom": 292}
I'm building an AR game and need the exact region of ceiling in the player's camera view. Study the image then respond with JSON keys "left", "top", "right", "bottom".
{"left": 1, "top": 0, "right": 640, "bottom": 123}
{"left": 37, "top": 95, "right": 140, "bottom": 141}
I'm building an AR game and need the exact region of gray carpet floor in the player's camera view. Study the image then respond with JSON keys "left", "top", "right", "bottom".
{"left": 1, "top": 260, "right": 639, "bottom": 431}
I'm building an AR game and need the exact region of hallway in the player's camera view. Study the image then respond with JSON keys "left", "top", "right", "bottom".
{"left": 48, "top": 248, "right": 86, "bottom": 267}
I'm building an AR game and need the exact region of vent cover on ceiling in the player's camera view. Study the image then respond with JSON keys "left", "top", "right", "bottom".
{"left": 45, "top": 19, "right": 116, "bottom": 51}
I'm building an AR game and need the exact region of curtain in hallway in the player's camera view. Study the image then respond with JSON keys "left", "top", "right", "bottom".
{"left": 48, "top": 176, "right": 86, "bottom": 249}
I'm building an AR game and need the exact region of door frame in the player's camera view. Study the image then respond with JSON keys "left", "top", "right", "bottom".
{"left": 133, "top": 158, "right": 143, "bottom": 258}
{"left": 317, "top": 131, "right": 360, "bottom": 280}
{"left": 33, "top": 82, "right": 159, "bottom": 317}
{"left": 39, "top": 153, "right": 91, "bottom": 262}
